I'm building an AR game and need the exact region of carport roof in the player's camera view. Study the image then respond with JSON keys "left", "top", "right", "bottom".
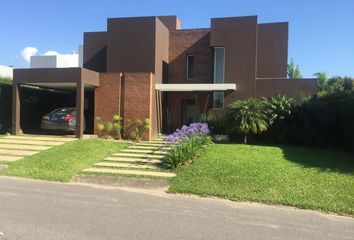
{"left": 13, "top": 68, "right": 99, "bottom": 90}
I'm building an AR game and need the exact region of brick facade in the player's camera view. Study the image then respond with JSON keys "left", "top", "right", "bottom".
{"left": 85, "top": 15, "right": 317, "bottom": 139}
{"left": 121, "top": 72, "right": 153, "bottom": 140}
{"left": 169, "top": 29, "right": 212, "bottom": 84}
{"left": 94, "top": 73, "right": 121, "bottom": 123}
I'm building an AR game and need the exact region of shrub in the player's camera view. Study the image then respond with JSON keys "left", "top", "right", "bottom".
{"left": 200, "top": 111, "right": 227, "bottom": 134}
{"left": 267, "top": 92, "right": 354, "bottom": 149}
{"left": 95, "top": 114, "right": 123, "bottom": 139}
{"left": 163, "top": 123, "right": 211, "bottom": 169}
{"left": 227, "top": 98, "right": 268, "bottom": 144}
{"left": 126, "top": 118, "right": 151, "bottom": 141}
{"left": 112, "top": 114, "right": 122, "bottom": 139}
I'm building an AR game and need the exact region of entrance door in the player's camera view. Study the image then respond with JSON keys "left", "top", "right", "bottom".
{"left": 181, "top": 99, "right": 197, "bottom": 125}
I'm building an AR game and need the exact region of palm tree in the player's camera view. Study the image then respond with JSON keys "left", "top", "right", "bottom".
{"left": 228, "top": 99, "right": 268, "bottom": 144}
{"left": 313, "top": 72, "right": 328, "bottom": 92}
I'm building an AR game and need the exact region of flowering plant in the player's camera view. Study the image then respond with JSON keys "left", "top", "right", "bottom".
{"left": 162, "top": 123, "right": 211, "bottom": 169}
{"left": 163, "top": 123, "right": 210, "bottom": 144}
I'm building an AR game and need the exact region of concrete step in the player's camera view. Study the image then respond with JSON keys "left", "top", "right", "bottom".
{"left": 133, "top": 143, "right": 169, "bottom": 147}
{"left": 0, "top": 149, "right": 39, "bottom": 156}
{"left": 82, "top": 168, "right": 176, "bottom": 178}
{"left": 104, "top": 157, "right": 163, "bottom": 164}
{"left": 4, "top": 135, "right": 75, "bottom": 142}
{"left": 112, "top": 153, "right": 164, "bottom": 159}
{"left": 0, "top": 155, "right": 23, "bottom": 162}
{"left": 0, "top": 139, "right": 63, "bottom": 146}
{"left": 120, "top": 149, "right": 167, "bottom": 155}
{"left": 128, "top": 146, "right": 172, "bottom": 150}
{"left": 128, "top": 145, "right": 160, "bottom": 150}
{"left": 149, "top": 141, "right": 170, "bottom": 144}
{"left": 94, "top": 162, "right": 160, "bottom": 170}
{"left": 0, "top": 143, "right": 51, "bottom": 151}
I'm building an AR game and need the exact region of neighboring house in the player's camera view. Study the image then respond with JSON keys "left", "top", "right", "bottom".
{"left": 30, "top": 46, "right": 83, "bottom": 68}
{"left": 0, "top": 65, "right": 13, "bottom": 79}
{"left": 12, "top": 15, "right": 317, "bottom": 140}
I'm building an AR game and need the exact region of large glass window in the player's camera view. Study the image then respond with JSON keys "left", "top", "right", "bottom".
{"left": 213, "top": 48, "right": 225, "bottom": 108}
{"left": 186, "top": 55, "right": 194, "bottom": 80}
{"left": 213, "top": 47, "right": 225, "bottom": 83}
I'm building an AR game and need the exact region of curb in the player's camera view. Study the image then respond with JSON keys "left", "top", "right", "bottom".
{"left": 74, "top": 175, "right": 170, "bottom": 189}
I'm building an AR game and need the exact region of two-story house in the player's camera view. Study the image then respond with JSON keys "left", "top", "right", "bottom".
{"left": 12, "top": 15, "right": 317, "bottom": 140}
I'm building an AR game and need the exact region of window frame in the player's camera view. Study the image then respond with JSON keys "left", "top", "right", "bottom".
{"left": 213, "top": 47, "right": 225, "bottom": 109}
{"left": 186, "top": 54, "right": 195, "bottom": 80}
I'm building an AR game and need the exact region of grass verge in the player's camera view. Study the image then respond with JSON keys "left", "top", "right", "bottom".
{"left": 2, "top": 139, "right": 127, "bottom": 182}
{"left": 169, "top": 143, "right": 354, "bottom": 216}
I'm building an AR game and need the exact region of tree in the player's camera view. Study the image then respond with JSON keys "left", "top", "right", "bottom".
{"left": 288, "top": 58, "right": 303, "bottom": 78}
{"left": 314, "top": 71, "right": 328, "bottom": 92}
{"left": 343, "top": 77, "right": 354, "bottom": 91}
{"left": 228, "top": 99, "right": 268, "bottom": 144}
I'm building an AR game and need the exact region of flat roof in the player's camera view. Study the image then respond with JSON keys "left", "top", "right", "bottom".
{"left": 13, "top": 68, "right": 99, "bottom": 90}
{"left": 155, "top": 83, "right": 236, "bottom": 92}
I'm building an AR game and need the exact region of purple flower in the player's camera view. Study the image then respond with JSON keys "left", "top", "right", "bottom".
{"left": 163, "top": 122, "right": 210, "bottom": 143}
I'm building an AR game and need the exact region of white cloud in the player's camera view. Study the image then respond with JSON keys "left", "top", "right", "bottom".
{"left": 43, "top": 51, "right": 59, "bottom": 56}
{"left": 21, "top": 47, "right": 38, "bottom": 63}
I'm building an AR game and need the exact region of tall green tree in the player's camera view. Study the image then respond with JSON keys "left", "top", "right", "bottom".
{"left": 288, "top": 58, "right": 303, "bottom": 78}
{"left": 228, "top": 99, "right": 268, "bottom": 144}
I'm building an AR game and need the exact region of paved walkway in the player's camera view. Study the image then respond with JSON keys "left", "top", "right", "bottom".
{"left": 0, "top": 135, "right": 76, "bottom": 162}
{"left": 82, "top": 137, "right": 176, "bottom": 178}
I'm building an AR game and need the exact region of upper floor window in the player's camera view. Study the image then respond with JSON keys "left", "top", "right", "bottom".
{"left": 213, "top": 47, "right": 225, "bottom": 108}
{"left": 213, "top": 47, "right": 225, "bottom": 83}
{"left": 186, "top": 55, "right": 194, "bottom": 80}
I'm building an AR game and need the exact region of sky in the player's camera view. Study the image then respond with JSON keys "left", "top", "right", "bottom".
{"left": 0, "top": 0, "right": 353, "bottom": 78}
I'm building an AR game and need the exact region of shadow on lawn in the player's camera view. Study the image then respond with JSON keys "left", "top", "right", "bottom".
{"left": 280, "top": 145, "right": 354, "bottom": 175}
{"left": 215, "top": 141, "right": 354, "bottom": 175}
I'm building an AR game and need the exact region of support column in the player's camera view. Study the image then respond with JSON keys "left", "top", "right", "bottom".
{"left": 76, "top": 81, "right": 84, "bottom": 138}
{"left": 11, "top": 83, "right": 20, "bottom": 135}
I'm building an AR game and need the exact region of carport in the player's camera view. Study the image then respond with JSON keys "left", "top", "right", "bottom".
{"left": 12, "top": 68, "right": 99, "bottom": 138}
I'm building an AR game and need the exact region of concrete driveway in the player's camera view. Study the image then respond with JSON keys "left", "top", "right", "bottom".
{"left": 0, "top": 176, "right": 353, "bottom": 240}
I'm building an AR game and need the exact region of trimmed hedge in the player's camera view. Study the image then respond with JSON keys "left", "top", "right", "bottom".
{"left": 269, "top": 92, "right": 354, "bottom": 150}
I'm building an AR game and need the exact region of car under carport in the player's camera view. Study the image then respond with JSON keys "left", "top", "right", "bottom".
{"left": 12, "top": 68, "right": 99, "bottom": 138}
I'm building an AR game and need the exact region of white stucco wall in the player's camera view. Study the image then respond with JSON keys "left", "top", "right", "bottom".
{"left": 29, "top": 45, "right": 82, "bottom": 69}
{"left": 0, "top": 65, "right": 13, "bottom": 78}
{"left": 56, "top": 54, "right": 79, "bottom": 68}
{"left": 79, "top": 45, "right": 83, "bottom": 68}
{"left": 30, "top": 55, "right": 57, "bottom": 68}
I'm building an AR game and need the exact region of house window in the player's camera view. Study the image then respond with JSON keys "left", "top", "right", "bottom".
{"left": 186, "top": 55, "right": 194, "bottom": 80}
{"left": 213, "top": 91, "right": 224, "bottom": 109}
{"left": 213, "top": 47, "right": 225, "bottom": 108}
{"left": 213, "top": 47, "right": 225, "bottom": 83}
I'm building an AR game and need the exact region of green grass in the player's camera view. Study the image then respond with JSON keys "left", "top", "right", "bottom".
{"left": 2, "top": 139, "right": 128, "bottom": 182}
{"left": 169, "top": 143, "right": 354, "bottom": 216}
{"left": 0, "top": 77, "right": 12, "bottom": 85}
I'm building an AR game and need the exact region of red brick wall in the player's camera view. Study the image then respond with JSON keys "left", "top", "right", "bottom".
{"left": 94, "top": 73, "right": 121, "bottom": 125}
{"left": 169, "top": 29, "right": 212, "bottom": 84}
{"left": 122, "top": 72, "right": 153, "bottom": 140}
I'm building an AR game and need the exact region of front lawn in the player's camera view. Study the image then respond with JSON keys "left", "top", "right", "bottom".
{"left": 169, "top": 143, "right": 354, "bottom": 216}
{"left": 3, "top": 139, "right": 128, "bottom": 182}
